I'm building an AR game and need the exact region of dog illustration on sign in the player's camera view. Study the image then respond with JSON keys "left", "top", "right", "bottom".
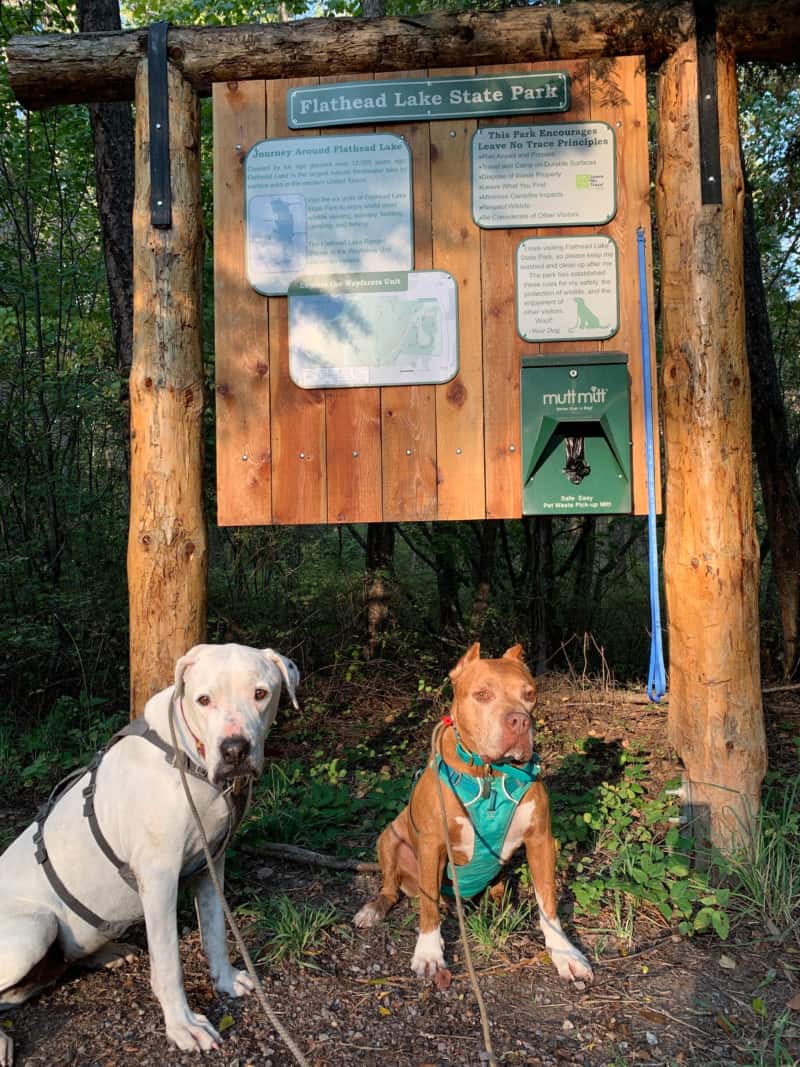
{"left": 571, "top": 296, "right": 609, "bottom": 333}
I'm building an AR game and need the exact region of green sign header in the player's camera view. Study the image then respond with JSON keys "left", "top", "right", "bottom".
{"left": 287, "top": 73, "right": 570, "bottom": 129}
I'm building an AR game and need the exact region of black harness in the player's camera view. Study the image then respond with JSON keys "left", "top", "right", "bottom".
{"left": 33, "top": 717, "right": 251, "bottom": 934}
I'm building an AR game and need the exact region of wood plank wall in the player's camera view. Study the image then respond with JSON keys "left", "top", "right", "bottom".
{"left": 213, "top": 57, "right": 658, "bottom": 526}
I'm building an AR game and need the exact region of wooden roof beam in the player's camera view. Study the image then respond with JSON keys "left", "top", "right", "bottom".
{"left": 6, "top": 0, "right": 797, "bottom": 111}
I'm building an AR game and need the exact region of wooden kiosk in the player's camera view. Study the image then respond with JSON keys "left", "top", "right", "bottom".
{"left": 8, "top": 0, "right": 794, "bottom": 847}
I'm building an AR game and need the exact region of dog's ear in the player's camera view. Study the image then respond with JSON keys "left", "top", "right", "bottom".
{"left": 450, "top": 642, "right": 481, "bottom": 682}
{"left": 173, "top": 644, "right": 212, "bottom": 701}
{"left": 261, "top": 649, "right": 300, "bottom": 709}
{"left": 502, "top": 644, "right": 526, "bottom": 662}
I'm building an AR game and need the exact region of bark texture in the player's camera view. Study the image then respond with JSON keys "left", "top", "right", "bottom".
{"left": 656, "top": 37, "right": 766, "bottom": 847}
{"left": 8, "top": 0, "right": 799, "bottom": 110}
{"left": 127, "top": 60, "right": 207, "bottom": 717}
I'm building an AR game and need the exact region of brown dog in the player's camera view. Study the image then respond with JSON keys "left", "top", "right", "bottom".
{"left": 354, "top": 643, "right": 593, "bottom": 984}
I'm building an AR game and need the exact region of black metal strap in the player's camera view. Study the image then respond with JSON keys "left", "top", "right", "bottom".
{"left": 148, "top": 20, "right": 172, "bottom": 228}
{"left": 695, "top": 0, "right": 723, "bottom": 205}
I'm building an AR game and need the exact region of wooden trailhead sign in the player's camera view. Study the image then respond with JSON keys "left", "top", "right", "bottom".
{"left": 213, "top": 56, "right": 659, "bottom": 526}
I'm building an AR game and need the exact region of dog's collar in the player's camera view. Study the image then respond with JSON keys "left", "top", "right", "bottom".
{"left": 179, "top": 696, "right": 206, "bottom": 760}
{"left": 440, "top": 716, "right": 540, "bottom": 782}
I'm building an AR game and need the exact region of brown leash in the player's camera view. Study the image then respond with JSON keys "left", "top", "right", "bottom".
{"left": 168, "top": 698, "right": 310, "bottom": 1067}
{"left": 430, "top": 721, "right": 498, "bottom": 1067}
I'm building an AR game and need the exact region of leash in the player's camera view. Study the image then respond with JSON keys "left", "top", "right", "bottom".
{"left": 168, "top": 697, "right": 310, "bottom": 1067}
{"left": 430, "top": 721, "right": 498, "bottom": 1067}
{"left": 637, "top": 226, "right": 667, "bottom": 703}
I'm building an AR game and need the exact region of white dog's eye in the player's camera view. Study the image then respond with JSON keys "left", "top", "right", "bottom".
{"left": 197, "top": 694, "right": 211, "bottom": 707}
{"left": 254, "top": 688, "right": 268, "bottom": 701}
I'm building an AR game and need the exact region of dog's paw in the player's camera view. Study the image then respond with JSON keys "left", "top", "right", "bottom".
{"left": 353, "top": 902, "right": 381, "bottom": 928}
{"left": 411, "top": 927, "right": 446, "bottom": 979}
{"left": 549, "top": 946, "right": 594, "bottom": 983}
{"left": 215, "top": 967, "right": 255, "bottom": 998}
{"left": 166, "top": 1010, "right": 221, "bottom": 1051}
{"left": 79, "top": 942, "right": 141, "bottom": 972}
{"left": 0, "top": 1030, "right": 14, "bottom": 1067}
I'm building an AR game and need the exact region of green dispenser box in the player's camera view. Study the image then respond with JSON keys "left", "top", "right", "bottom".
{"left": 521, "top": 352, "right": 632, "bottom": 515}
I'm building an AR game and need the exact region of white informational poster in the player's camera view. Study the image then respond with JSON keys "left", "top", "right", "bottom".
{"left": 516, "top": 236, "right": 619, "bottom": 342}
{"left": 244, "top": 134, "right": 414, "bottom": 296}
{"left": 472, "top": 122, "right": 616, "bottom": 228}
{"left": 288, "top": 271, "right": 458, "bottom": 389}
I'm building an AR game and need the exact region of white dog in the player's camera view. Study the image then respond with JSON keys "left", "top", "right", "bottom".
{"left": 0, "top": 643, "right": 299, "bottom": 1066}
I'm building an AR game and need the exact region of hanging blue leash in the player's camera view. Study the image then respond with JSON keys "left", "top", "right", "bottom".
{"left": 637, "top": 227, "right": 667, "bottom": 702}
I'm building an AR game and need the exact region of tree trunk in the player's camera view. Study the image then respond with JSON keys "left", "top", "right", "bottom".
{"left": 469, "top": 520, "right": 499, "bottom": 634}
{"left": 127, "top": 59, "right": 207, "bottom": 717}
{"left": 10, "top": 0, "right": 800, "bottom": 111}
{"left": 742, "top": 150, "right": 800, "bottom": 681}
{"left": 431, "top": 526, "right": 462, "bottom": 633}
{"left": 568, "top": 517, "right": 596, "bottom": 637}
{"left": 364, "top": 522, "right": 395, "bottom": 658}
{"left": 528, "top": 517, "right": 554, "bottom": 674}
{"left": 656, "top": 35, "right": 766, "bottom": 848}
{"left": 76, "top": 0, "right": 134, "bottom": 379}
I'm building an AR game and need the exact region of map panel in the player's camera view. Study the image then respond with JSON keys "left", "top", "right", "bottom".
{"left": 288, "top": 271, "right": 458, "bottom": 388}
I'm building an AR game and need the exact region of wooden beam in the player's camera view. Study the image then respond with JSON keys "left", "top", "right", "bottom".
{"left": 128, "top": 58, "right": 207, "bottom": 717}
{"left": 655, "top": 33, "right": 766, "bottom": 847}
{"left": 8, "top": 0, "right": 799, "bottom": 111}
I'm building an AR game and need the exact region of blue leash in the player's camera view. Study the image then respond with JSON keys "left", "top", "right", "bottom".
{"left": 637, "top": 228, "right": 667, "bottom": 702}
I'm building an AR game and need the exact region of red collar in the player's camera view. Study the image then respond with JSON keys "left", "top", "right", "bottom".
{"left": 180, "top": 698, "right": 206, "bottom": 760}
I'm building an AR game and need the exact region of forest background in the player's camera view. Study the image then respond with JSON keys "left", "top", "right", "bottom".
{"left": 0, "top": 0, "right": 798, "bottom": 748}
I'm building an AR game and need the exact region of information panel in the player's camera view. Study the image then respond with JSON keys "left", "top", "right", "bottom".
{"left": 288, "top": 271, "right": 458, "bottom": 389}
{"left": 244, "top": 134, "right": 413, "bottom": 295}
{"left": 472, "top": 122, "right": 616, "bottom": 228}
{"left": 516, "top": 236, "right": 619, "bottom": 342}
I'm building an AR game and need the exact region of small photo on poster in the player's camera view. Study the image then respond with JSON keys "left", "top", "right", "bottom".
{"left": 247, "top": 194, "right": 307, "bottom": 276}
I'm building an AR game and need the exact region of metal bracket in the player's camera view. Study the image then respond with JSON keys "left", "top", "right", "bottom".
{"left": 148, "top": 20, "right": 172, "bottom": 228}
{"left": 695, "top": 0, "right": 722, "bottom": 205}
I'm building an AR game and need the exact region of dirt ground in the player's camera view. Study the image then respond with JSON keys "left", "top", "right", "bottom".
{"left": 1, "top": 670, "right": 799, "bottom": 1067}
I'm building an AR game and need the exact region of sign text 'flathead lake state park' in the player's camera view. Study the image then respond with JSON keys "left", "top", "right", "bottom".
{"left": 287, "top": 73, "right": 570, "bottom": 128}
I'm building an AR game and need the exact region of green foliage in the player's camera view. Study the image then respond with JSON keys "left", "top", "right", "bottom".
{"left": 237, "top": 752, "right": 414, "bottom": 856}
{"left": 12, "top": 693, "right": 125, "bottom": 788}
{"left": 551, "top": 744, "right": 732, "bottom": 942}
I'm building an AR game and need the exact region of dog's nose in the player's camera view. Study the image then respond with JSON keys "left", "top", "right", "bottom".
{"left": 505, "top": 710, "right": 530, "bottom": 735}
{"left": 219, "top": 736, "right": 251, "bottom": 765}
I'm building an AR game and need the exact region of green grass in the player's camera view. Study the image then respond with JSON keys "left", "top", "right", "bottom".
{"left": 239, "top": 895, "right": 341, "bottom": 969}
{"left": 465, "top": 885, "right": 532, "bottom": 957}
{"left": 712, "top": 774, "right": 800, "bottom": 937}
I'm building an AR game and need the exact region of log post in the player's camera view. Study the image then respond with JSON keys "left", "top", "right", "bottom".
{"left": 656, "top": 34, "right": 766, "bottom": 846}
{"left": 128, "top": 57, "right": 207, "bottom": 717}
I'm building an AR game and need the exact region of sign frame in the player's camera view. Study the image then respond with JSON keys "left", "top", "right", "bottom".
{"left": 471, "top": 120, "right": 617, "bottom": 230}
{"left": 287, "top": 269, "right": 460, "bottom": 390}
{"left": 243, "top": 132, "right": 414, "bottom": 296}
{"left": 515, "top": 234, "right": 620, "bottom": 343}
{"left": 287, "top": 72, "right": 571, "bottom": 129}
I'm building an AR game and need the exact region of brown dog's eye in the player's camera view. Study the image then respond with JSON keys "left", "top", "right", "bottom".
{"left": 254, "top": 688, "right": 268, "bottom": 701}
{"left": 523, "top": 688, "right": 536, "bottom": 703}
{"left": 472, "top": 688, "right": 494, "bottom": 703}
{"left": 197, "top": 694, "right": 211, "bottom": 707}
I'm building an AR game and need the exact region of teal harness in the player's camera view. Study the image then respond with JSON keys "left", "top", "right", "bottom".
{"left": 434, "top": 736, "right": 540, "bottom": 900}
